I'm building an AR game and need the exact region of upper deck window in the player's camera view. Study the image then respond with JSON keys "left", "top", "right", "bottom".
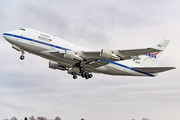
{"left": 20, "top": 28, "right": 25, "bottom": 31}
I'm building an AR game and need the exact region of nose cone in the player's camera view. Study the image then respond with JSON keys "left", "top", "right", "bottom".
{"left": 3, "top": 33, "right": 9, "bottom": 40}
{"left": 3, "top": 30, "right": 22, "bottom": 44}
{"left": 3, "top": 32, "right": 15, "bottom": 44}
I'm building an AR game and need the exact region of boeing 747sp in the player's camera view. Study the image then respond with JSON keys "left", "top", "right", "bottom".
{"left": 3, "top": 28, "right": 175, "bottom": 79}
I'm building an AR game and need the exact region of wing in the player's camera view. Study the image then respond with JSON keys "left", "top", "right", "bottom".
{"left": 49, "top": 48, "right": 160, "bottom": 68}
{"left": 80, "top": 48, "right": 160, "bottom": 61}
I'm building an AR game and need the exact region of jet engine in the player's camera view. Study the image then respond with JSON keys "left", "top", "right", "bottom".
{"left": 49, "top": 61, "right": 67, "bottom": 71}
{"left": 64, "top": 50, "right": 83, "bottom": 61}
{"left": 100, "top": 49, "right": 121, "bottom": 61}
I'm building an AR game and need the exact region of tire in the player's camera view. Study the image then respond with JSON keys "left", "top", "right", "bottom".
{"left": 85, "top": 73, "right": 89, "bottom": 79}
{"left": 81, "top": 72, "right": 85, "bottom": 78}
{"left": 89, "top": 74, "right": 93, "bottom": 78}
{"left": 73, "top": 75, "right": 77, "bottom": 79}
{"left": 20, "top": 55, "right": 25, "bottom": 60}
{"left": 80, "top": 67, "right": 84, "bottom": 72}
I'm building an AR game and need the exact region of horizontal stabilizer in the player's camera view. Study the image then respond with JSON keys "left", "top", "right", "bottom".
{"left": 132, "top": 67, "right": 176, "bottom": 73}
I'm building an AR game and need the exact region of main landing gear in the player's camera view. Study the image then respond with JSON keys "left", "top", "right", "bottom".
{"left": 71, "top": 72, "right": 78, "bottom": 79}
{"left": 81, "top": 72, "right": 93, "bottom": 79}
{"left": 71, "top": 67, "right": 93, "bottom": 79}
{"left": 79, "top": 67, "right": 92, "bottom": 79}
{"left": 73, "top": 74, "right": 77, "bottom": 79}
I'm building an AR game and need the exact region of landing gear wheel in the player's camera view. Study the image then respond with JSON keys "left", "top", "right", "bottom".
{"left": 85, "top": 73, "right": 89, "bottom": 79}
{"left": 73, "top": 75, "right": 77, "bottom": 79}
{"left": 89, "top": 74, "right": 93, "bottom": 78}
{"left": 81, "top": 72, "right": 85, "bottom": 78}
{"left": 20, "top": 55, "right": 25, "bottom": 60}
{"left": 80, "top": 67, "right": 84, "bottom": 72}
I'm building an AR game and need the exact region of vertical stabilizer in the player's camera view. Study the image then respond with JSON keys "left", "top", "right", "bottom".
{"left": 132, "top": 39, "right": 170, "bottom": 67}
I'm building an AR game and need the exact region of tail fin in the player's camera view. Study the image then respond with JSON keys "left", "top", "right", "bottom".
{"left": 133, "top": 39, "right": 170, "bottom": 67}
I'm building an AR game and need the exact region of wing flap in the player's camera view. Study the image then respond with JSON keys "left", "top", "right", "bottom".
{"left": 85, "top": 60, "right": 109, "bottom": 68}
{"left": 132, "top": 67, "right": 176, "bottom": 73}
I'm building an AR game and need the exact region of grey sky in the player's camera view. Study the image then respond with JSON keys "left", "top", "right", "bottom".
{"left": 0, "top": 0, "right": 180, "bottom": 120}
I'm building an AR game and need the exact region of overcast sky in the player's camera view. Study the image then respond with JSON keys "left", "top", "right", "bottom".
{"left": 0, "top": 0, "right": 180, "bottom": 120}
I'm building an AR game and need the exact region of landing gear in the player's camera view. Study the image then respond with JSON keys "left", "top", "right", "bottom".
{"left": 85, "top": 73, "right": 93, "bottom": 79}
{"left": 89, "top": 73, "right": 93, "bottom": 78}
{"left": 85, "top": 73, "right": 89, "bottom": 79}
{"left": 70, "top": 67, "right": 93, "bottom": 79}
{"left": 71, "top": 72, "right": 77, "bottom": 79}
{"left": 81, "top": 72, "right": 85, "bottom": 78}
{"left": 79, "top": 67, "right": 84, "bottom": 72}
{"left": 20, "top": 50, "right": 25, "bottom": 60}
{"left": 71, "top": 72, "right": 93, "bottom": 79}
{"left": 20, "top": 55, "right": 25, "bottom": 60}
{"left": 80, "top": 67, "right": 93, "bottom": 79}
{"left": 73, "top": 74, "right": 77, "bottom": 79}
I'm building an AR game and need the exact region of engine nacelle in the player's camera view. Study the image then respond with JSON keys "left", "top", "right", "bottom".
{"left": 100, "top": 49, "right": 121, "bottom": 61}
{"left": 49, "top": 61, "right": 67, "bottom": 71}
{"left": 64, "top": 50, "right": 83, "bottom": 61}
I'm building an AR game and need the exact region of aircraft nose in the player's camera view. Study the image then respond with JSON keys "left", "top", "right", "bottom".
{"left": 3, "top": 33, "right": 8, "bottom": 39}
{"left": 3, "top": 31, "right": 15, "bottom": 39}
{"left": 3, "top": 32, "right": 14, "bottom": 43}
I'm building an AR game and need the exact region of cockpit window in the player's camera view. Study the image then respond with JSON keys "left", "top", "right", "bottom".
{"left": 20, "top": 28, "right": 25, "bottom": 31}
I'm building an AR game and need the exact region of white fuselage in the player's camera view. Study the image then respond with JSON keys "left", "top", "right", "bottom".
{"left": 3, "top": 28, "right": 155, "bottom": 77}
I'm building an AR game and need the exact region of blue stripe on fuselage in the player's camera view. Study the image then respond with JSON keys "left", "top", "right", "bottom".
{"left": 3, "top": 33, "right": 71, "bottom": 51}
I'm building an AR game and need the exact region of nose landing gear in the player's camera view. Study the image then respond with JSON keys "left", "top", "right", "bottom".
{"left": 20, "top": 50, "right": 25, "bottom": 60}
{"left": 20, "top": 55, "right": 25, "bottom": 60}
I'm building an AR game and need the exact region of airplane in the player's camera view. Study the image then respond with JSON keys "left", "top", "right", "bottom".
{"left": 3, "top": 28, "right": 175, "bottom": 79}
